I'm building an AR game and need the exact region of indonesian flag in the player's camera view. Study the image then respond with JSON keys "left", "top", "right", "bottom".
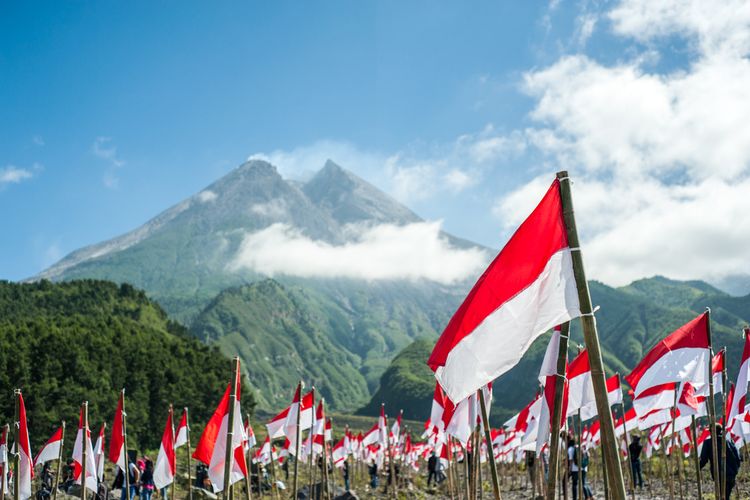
{"left": 266, "top": 385, "right": 314, "bottom": 440}
{"left": 614, "top": 408, "right": 637, "bottom": 438}
{"left": 325, "top": 419, "right": 332, "bottom": 441}
{"left": 34, "top": 426, "right": 64, "bottom": 467}
{"left": 625, "top": 312, "right": 710, "bottom": 402}
{"left": 108, "top": 391, "right": 127, "bottom": 473}
{"left": 728, "top": 328, "right": 750, "bottom": 425}
{"left": 428, "top": 178, "right": 581, "bottom": 402}
{"left": 16, "top": 393, "right": 33, "bottom": 500}
{"left": 72, "top": 408, "right": 97, "bottom": 494}
{"left": 332, "top": 437, "right": 347, "bottom": 467}
{"left": 677, "top": 382, "right": 707, "bottom": 417}
{"left": 696, "top": 426, "right": 711, "bottom": 455}
{"left": 245, "top": 420, "right": 256, "bottom": 450}
{"left": 361, "top": 423, "right": 380, "bottom": 447}
{"left": 253, "top": 437, "right": 272, "bottom": 465}
{"left": 713, "top": 349, "right": 725, "bottom": 394}
{"left": 175, "top": 409, "right": 189, "bottom": 449}
{"left": 93, "top": 424, "right": 106, "bottom": 481}
{"left": 192, "top": 364, "right": 247, "bottom": 493}
{"left": 311, "top": 401, "right": 326, "bottom": 455}
{"left": 536, "top": 327, "right": 568, "bottom": 456}
{"left": 633, "top": 382, "right": 678, "bottom": 420}
{"left": 430, "top": 385, "right": 447, "bottom": 432}
{"left": 0, "top": 426, "right": 7, "bottom": 494}
{"left": 378, "top": 405, "right": 387, "bottom": 445}
{"left": 567, "top": 349, "right": 595, "bottom": 418}
{"left": 153, "top": 410, "right": 176, "bottom": 490}
{"left": 607, "top": 374, "right": 624, "bottom": 406}
{"left": 391, "top": 411, "right": 402, "bottom": 445}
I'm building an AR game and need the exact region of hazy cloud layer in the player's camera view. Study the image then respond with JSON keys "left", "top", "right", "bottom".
{"left": 228, "top": 222, "right": 489, "bottom": 284}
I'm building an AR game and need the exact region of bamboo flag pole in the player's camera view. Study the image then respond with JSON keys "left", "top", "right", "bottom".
{"left": 1, "top": 424, "right": 8, "bottom": 500}
{"left": 81, "top": 402, "right": 89, "bottom": 500}
{"left": 169, "top": 405, "right": 176, "bottom": 500}
{"left": 52, "top": 421, "right": 66, "bottom": 500}
{"left": 292, "top": 380, "right": 303, "bottom": 500}
{"left": 321, "top": 415, "right": 331, "bottom": 500}
{"left": 328, "top": 417, "right": 336, "bottom": 498}
{"left": 14, "top": 391, "right": 20, "bottom": 500}
{"left": 122, "top": 389, "right": 131, "bottom": 500}
{"left": 576, "top": 410, "right": 583, "bottom": 500}
{"left": 704, "top": 308, "right": 722, "bottom": 500}
{"left": 691, "top": 416, "right": 702, "bottom": 500}
{"left": 223, "top": 358, "right": 241, "bottom": 500}
{"left": 244, "top": 413, "right": 253, "bottom": 500}
{"left": 546, "top": 321, "right": 570, "bottom": 500}
{"left": 619, "top": 398, "right": 635, "bottom": 500}
{"left": 185, "top": 408, "right": 193, "bottom": 500}
{"left": 267, "top": 438, "right": 279, "bottom": 500}
{"left": 478, "top": 389, "right": 501, "bottom": 500}
{"left": 556, "top": 171, "right": 626, "bottom": 498}
{"left": 722, "top": 342, "right": 731, "bottom": 500}
{"left": 307, "top": 388, "right": 316, "bottom": 498}
{"left": 463, "top": 444, "right": 471, "bottom": 500}
{"left": 670, "top": 390, "right": 681, "bottom": 500}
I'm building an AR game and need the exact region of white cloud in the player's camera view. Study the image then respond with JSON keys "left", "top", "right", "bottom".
{"left": 228, "top": 221, "right": 489, "bottom": 284}
{"left": 249, "top": 199, "right": 287, "bottom": 218}
{"left": 198, "top": 190, "right": 218, "bottom": 203}
{"left": 0, "top": 166, "right": 34, "bottom": 186}
{"left": 92, "top": 137, "right": 126, "bottom": 189}
{"left": 491, "top": 0, "right": 750, "bottom": 286}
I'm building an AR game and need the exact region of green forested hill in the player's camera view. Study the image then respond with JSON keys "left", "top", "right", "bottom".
{"left": 360, "top": 276, "right": 750, "bottom": 425}
{"left": 189, "top": 279, "right": 455, "bottom": 411}
{"left": 0, "top": 279, "right": 255, "bottom": 450}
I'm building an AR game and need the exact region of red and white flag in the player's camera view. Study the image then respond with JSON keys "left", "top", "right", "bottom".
{"left": 677, "top": 382, "right": 707, "bottom": 417}
{"left": 626, "top": 313, "right": 710, "bottom": 404}
{"left": 713, "top": 349, "right": 725, "bottom": 394}
{"left": 108, "top": 391, "right": 127, "bottom": 473}
{"left": 391, "top": 411, "right": 403, "bottom": 445}
{"left": 245, "top": 420, "right": 256, "bottom": 450}
{"left": 536, "top": 327, "right": 567, "bottom": 455}
{"left": 34, "top": 426, "right": 64, "bottom": 467}
{"left": 607, "top": 374, "right": 624, "bottom": 406}
{"left": 153, "top": 410, "right": 176, "bottom": 490}
{"left": 378, "top": 405, "right": 388, "bottom": 446}
{"left": 93, "top": 424, "right": 106, "bottom": 481}
{"left": 72, "top": 408, "right": 97, "bottom": 494}
{"left": 16, "top": 392, "right": 33, "bottom": 500}
{"left": 428, "top": 178, "right": 581, "bottom": 403}
{"left": 633, "top": 382, "right": 678, "bottom": 420}
{"left": 311, "top": 401, "right": 326, "bottom": 455}
{"left": 429, "top": 385, "right": 447, "bottom": 432}
{"left": 265, "top": 385, "right": 314, "bottom": 441}
{"left": 728, "top": 328, "right": 750, "bottom": 425}
{"left": 175, "top": 409, "right": 189, "bottom": 449}
{"left": 0, "top": 426, "right": 8, "bottom": 494}
{"left": 192, "top": 363, "right": 247, "bottom": 493}
{"left": 614, "top": 408, "right": 637, "bottom": 438}
{"left": 332, "top": 437, "right": 347, "bottom": 467}
{"left": 361, "top": 423, "right": 380, "bottom": 447}
{"left": 566, "top": 350, "right": 595, "bottom": 418}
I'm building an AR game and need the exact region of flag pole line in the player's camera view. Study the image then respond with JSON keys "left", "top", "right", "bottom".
{"left": 81, "top": 401, "right": 89, "bottom": 500}
{"left": 576, "top": 409, "right": 583, "bottom": 500}
{"left": 478, "top": 389, "right": 501, "bottom": 500}
{"left": 169, "top": 405, "right": 176, "bottom": 500}
{"left": 1, "top": 424, "right": 9, "bottom": 500}
{"left": 546, "top": 321, "right": 570, "bottom": 500}
{"left": 556, "top": 171, "right": 626, "bottom": 499}
{"left": 223, "top": 358, "right": 240, "bottom": 500}
{"left": 292, "top": 380, "right": 303, "bottom": 500}
{"left": 619, "top": 399, "right": 635, "bottom": 499}
{"left": 691, "top": 415, "right": 702, "bottom": 500}
{"left": 704, "top": 308, "right": 722, "bottom": 500}
{"left": 185, "top": 408, "right": 193, "bottom": 500}
{"left": 307, "top": 388, "right": 315, "bottom": 498}
{"left": 722, "top": 341, "right": 731, "bottom": 500}
{"left": 122, "top": 389, "right": 131, "bottom": 500}
{"left": 52, "top": 421, "right": 66, "bottom": 500}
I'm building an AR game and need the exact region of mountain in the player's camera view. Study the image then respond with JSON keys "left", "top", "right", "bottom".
{"left": 360, "top": 276, "right": 750, "bottom": 424}
{"left": 0, "top": 279, "right": 254, "bottom": 450}
{"left": 35, "top": 159, "right": 484, "bottom": 411}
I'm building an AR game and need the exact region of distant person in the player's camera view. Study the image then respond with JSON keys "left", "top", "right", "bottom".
{"left": 629, "top": 435, "right": 644, "bottom": 489}
{"left": 700, "top": 424, "right": 742, "bottom": 499}
{"left": 427, "top": 451, "right": 439, "bottom": 487}
{"left": 368, "top": 461, "right": 378, "bottom": 488}
{"left": 567, "top": 436, "right": 593, "bottom": 500}
{"left": 121, "top": 458, "right": 140, "bottom": 500}
{"left": 139, "top": 459, "right": 155, "bottom": 500}
{"left": 342, "top": 460, "right": 350, "bottom": 491}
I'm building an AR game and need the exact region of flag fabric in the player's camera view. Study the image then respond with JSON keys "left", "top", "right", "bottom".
{"left": 0, "top": 427, "right": 7, "bottom": 495}
{"left": 153, "top": 411, "right": 176, "bottom": 489}
{"left": 625, "top": 312, "right": 710, "bottom": 402}
{"left": 34, "top": 426, "right": 63, "bottom": 467}
{"left": 391, "top": 411, "right": 402, "bottom": 445}
{"left": 361, "top": 423, "right": 380, "bottom": 447}
{"left": 72, "top": 408, "right": 97, "bottom": 494}
{"left": 332, "top": 437, "right": 347, "bottom": 467}
{"left": 378, "top": 405, "right": 387, "bottom": 446}
{"left": 108, "top": 392, "right": 127, "bottom": 473}
{"left": 175, "top": 409, "right": 189, "bottom": 449}
{"left": 713, "top": 349, "right": 725, "bottom": 394}
{"left": 728, "top": 329, "right": 750, "bottom": 425}
{"left": 633, "top": 382, "right": 678, "bottom": 420}
{"left": 567, "top": 350, "right": 595, "bottom": 418}
{"left": 607, "top": 374, "right": 624, "bottom": 406}
{"left": 265, "top": 385, "right": 314, "bottom": 441}
{"left": 192, "top": 365, "right": 247, "bottom": 493}
{"left": 428, "top": 178, "right": 582, "bottom": 403}
{"left": 536, "top": 327, "right": 567, "bottom": 455}
{"left": 429, "top": 385, "right": 447, "bottom": 432}
{"left": 311, "top": 401, "right": 326, "bottom": 455}
{"left": 93, "top": 424, "right": 106, "bottom": 481}
{"left": 245, "top": 420, "right": 256, "bottom": 450}
{"left": 283, "top": 385, "right": 315, "bottom": 444}
{"left": 17, "top": 393, "right": 34, "bottom": 500}
{"left": 677, "top": 382, "right": 707, "bottom": 417}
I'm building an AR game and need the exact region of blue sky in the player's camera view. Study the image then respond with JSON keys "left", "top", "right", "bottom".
{"left": 2, "top": 1, "right": 750, "bottom": 290}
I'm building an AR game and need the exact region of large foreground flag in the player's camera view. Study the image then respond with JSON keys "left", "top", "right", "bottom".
{"left": 34, "top": 426, "right": 64, "bottom": 467}
{"left": 17, "top": 392, "right": 33, "bottom": 500}
{"left": 428, "top": 178, "right": 581, "bottom": 402}
{"left": 108, "top": 391, "right": 127, "bottom": 473}
{"left": 625, "top": 312, "right": 710, "bottom": 402}
{"left": 193, "top": 363, "right": 247, "bottom": 493}
{"left": 153, "top": 410, "right": 176, "bottom": 489}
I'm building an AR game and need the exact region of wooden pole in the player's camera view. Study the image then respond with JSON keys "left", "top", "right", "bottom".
{"left": 546, "top": 322, "right": 570, "bottom": 500}
{"left": 52, "top": 421, "right": 66, "bottom": 500}
{"left": 675, "top": 430, "right": 685, "bottom": 500}
{"left": 14, "top": 391, "right": 20, "bottom": 500}
{"left": 464, "top": 444, "right": 472, "bottom": 500}
{"left": 722, "top": 342, "right": 731, "bottom": 500}
{"left": 322, "top": 416, "right": 331, "bottom": 500}
{"left": 556, "top": 171, "right": 626, "bottom": 499}
{"left": 619, "top": 400, "right": 635, "bottom": 500}
{"left": 478, "top": 389, "right": 502, "bottom": 500}
{"left": 167, "top": 405, "right": 176, "bottom": 500}
{"left": 576, "top": 410, "right": 583, "bottom": 500}
{"left": 185, "top": 408, "right": 193, "bottom": 500}
{"left": 267, "top": 440, "right": 279, "bottom": 500}
{"left": 244, "top": 425, "right": 253, "bottom": 500}
{"left": 223, "top": 358, "right": 241, "bottom": 500}
{"left": 307, "top": 388, "right": 316, "bottom": 499}
{"left": 704, "top": 308, "right": 722, "bottom": 500}
{"left": 384, "top": 411, "right": 396, "bottom": 498}
{"left": 122, "top": 389, "right": 131, "bottom": 500}
{"left": 292, "top": 381, "right": 303, "bottom": 500}
{"left": 81, "top": 401, "right": 89, "bottom": 500}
